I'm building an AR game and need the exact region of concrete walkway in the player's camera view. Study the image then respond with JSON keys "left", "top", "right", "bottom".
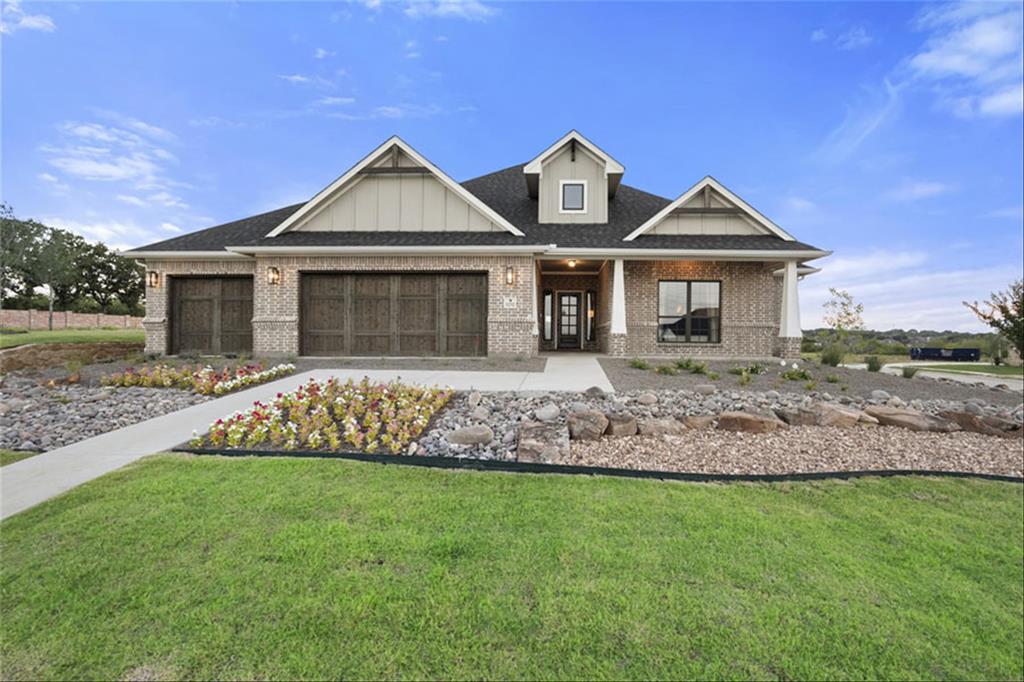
{"left": 0, "top": 354, "right": 612, "bottom": 520}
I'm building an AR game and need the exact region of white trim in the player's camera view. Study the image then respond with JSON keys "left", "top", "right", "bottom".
{"left": 772, "top": 265, "right": 821, "bottom": 277}
{"left": 265, "top": 136, "right": 525, "bottom": 238}
{"left": 523, "top": 130, "right": 625, "bottom": 177}
{"left": 544, "top": 248, "right": 831, "bottom": 261}
{"left": 623, "top": 176, "right": 796, "bottom": 242}
{"left": 120, "top": 250, "right": 251, "bottom": 260}
{"left": 558, "top": 179, "right": 588, "bottom": 214}
{"left": 611, "top": 258, "right": 627, "bottom": 335}
{"left": 225, "top": 245, "right": 548, "bottom": 256}
{"left": 780, "top": 260, "right": 802, "bottom": 338}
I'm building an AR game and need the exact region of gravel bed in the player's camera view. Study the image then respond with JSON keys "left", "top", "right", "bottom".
{"left": 418, "top": 387, "right": 1024, "bottom": 462}
{"left": 598, "top": 358, "right": 1023, "bottom": 407}
{"left": 0, "top": 375, "right": 209, "bottom": 451}
{"left": 568, "top": 429, "right": 1024, "bottom": 478}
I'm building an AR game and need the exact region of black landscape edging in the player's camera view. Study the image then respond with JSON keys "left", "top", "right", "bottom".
{"left": 172, "top": 445, "right": 1024, "bottom": 485}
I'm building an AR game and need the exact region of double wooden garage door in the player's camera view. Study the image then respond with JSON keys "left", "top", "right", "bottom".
{"left": 302, "top": 273, "right": 487, "bottom": 356}
{"left": 170, "top": 277, "right": 253, "bottom": 355}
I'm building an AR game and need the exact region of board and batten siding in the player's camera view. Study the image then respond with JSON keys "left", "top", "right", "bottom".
{"left": 647, "top": 187, "right": 764, "bottom": 236}
{"left": 293, "top": 175, "right": 502, "bottom": 233}
{"left": 538, "top": 144, "right": 608, "bottom": 224}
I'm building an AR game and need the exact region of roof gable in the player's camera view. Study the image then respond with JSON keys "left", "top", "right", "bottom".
{"left": 266, "top": 136, "right": 524, "bottom": 238}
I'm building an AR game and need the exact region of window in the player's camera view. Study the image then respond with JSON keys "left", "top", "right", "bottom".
{"left": 560, "top": 180, "right": 587, "bottom": 213}
{"left": 658, "top": 281, "right": 721, "bottom": 343}
{"left": 542, "top": 290, "right": 553, "bottom": 341}
{"left": 585, "top": 290, "right": 596, "bottom": 342}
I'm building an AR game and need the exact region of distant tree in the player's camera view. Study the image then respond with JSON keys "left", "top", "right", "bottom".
{"left": 965, "top": 280, "right": 1024, "bottom": 359}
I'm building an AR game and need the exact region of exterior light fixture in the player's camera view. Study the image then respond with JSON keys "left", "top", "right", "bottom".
{"left": 505, "top": 265, "right": 515, "bottom": 286}
{"left": 567, "top": 259, "right": 577, "bottom": 268}
{"left": 267, "top": 266, "right": 281, "bottom": 286}
{"left": 146, "top": 271, "right": 160, "bottom": 288}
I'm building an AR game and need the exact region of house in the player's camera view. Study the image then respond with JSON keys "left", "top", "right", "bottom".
{"left": 124, "top": 131, "right": 829, "bottom": 359}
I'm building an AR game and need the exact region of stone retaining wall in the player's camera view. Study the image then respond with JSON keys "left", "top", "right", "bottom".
{"left": 0, "top": 342, "right": 143, "bottom": 373}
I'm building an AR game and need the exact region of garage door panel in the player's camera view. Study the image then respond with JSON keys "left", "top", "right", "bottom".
{"left": 446, "top": 299, "right": 484, "bottom": 333}
{"left": 399, "top": 333, "right": 438, "bottom": 356}
{"left": 171, "top": 277, "right": 253, "bottom": 355}
{"left": 354, "top": 298, "right": 391, "bottom": 332}
{"left": 352, "top": 334, "right": 392, "bottom": 356}
{"left": 399, "top": 298, "right": 437, "bottom": 333}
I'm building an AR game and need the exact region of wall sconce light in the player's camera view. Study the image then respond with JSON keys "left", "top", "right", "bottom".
{"left": 146, "top": 271, "right": 160, "bottom": 288}
{"left": 505, "top": 265, "right": 515, "bottom": 286}
{"left": 267, "top": 267, "right": 281, "bottom": 286}
{"left": 567, "top": 259, "right": 577, "bottom": 268}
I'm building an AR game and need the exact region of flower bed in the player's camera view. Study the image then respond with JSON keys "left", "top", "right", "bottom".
{"left": 190, "top": 377, "right": 451, "bottom": 454}
{"left": 102, "top": 362, "right": 295, "bottom": 395}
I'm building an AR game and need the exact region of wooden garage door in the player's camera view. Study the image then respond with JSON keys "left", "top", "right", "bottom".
{"left": 170, "top": 277, "right": 253, "bottom": 355}
{"left": 301, "top": 273, "right": 487, "bottom": 356}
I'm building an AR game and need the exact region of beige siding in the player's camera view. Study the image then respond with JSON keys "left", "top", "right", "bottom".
{"left": 648, "top": 188, "right": 765, "bottom": 236}
{"left": 295, "top": 174, "right": 502, "bottom": 232}
{"left": 538, "top": 144, "right": 608, "bottom": 224}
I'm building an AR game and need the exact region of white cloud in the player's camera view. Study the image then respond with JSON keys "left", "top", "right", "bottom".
{"left": 49, "top": 153, "right": 160, "bottom": 183}
{"left": 435, "top": 35, "right": 448, "bottom": 42}
{"left": 810, "top": 29, "right": 827, "bottom": 43}
{"left": 148, "top": 191, "right": 189, "bottom": 210}
{"left": 836, "top": 26, "right": 873, "bottom": 50}
{"left": 314, "top": 96, "right": 356, "bottom": 106}
{"left": 404, "top": 0, "right": 497, "bottom": 21}
{"left": 978, "top": 82, "right": 1024, "bottom": 116}
{"left": 0, "top": 0, "right": 55, "bottom": 34}
{"left": 37, "top": 172, "right": 69, "bottom": 190}
{"left": 41, "top": 216, "right": 155, "bottom": 252}
{"left": 159, "top": 222, "right": 182, "bottom": 233}
{"left": 116, "top": 194, "right": 148, "bottom": 207}
{"left": 784, "top": 196, "right": 816, "bottom": 212}
{"left": 815, "top": 79, "right": 902, "bottom": 163}
{"left": 405, "top": 39, "right": 421, "bottom": 58}
{"left": 278, "top": 74, "right": 311, "bottom": 84}
{"left": 313, "top": 47, "right": 335, "bottom": 59}
{"left": 883, "top": 180, "right": 954, "bottom": 201}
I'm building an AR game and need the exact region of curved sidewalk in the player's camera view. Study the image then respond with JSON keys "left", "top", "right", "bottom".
{"left": 1, "top": 355, "right": 612, "bottom": 520}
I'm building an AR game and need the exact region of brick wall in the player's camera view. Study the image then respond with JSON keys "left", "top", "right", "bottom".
{"left": 612, "top": 260, "right": 784, "bottom": 359}
{"left": 1, "top": 309, "right": 143, "bottom": 330}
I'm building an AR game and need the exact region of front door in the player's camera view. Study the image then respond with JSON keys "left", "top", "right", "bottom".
{"left": 557, "top": 293, "right": 581, "bottom": 349}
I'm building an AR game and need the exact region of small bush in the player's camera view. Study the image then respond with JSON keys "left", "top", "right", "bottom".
{"left": 781, "top": 367, "right": 813, "bottom": 381}
{"left": 689, "top": 362, "right": 708, "bottom": 375}
{"left": 727, "top": 366, "right": 746, "bottom": 376}
{"left": 737, "top": 371, "right": 752, "bottom": 386}
{"left": 902, "top": 366, "right": 919, "bottom": 379}
{"left": 675, "top": 358, "right": 693, "bottom": 370}
{"left": 825, "top": 374, "right": 840, "bottom": 383}
{"left": 865, "top": 356, "right": 883, "bottom": 372}
{"left": 820, "top": 344, "right": 845, "bottom": 367}
{"left": 804, "top": 380, "right": 817, "bottom": 391}
{"left": 655, "top": 365, "right": 679, "bottom": 376}
{"left": 746, "top": 362, "right": 767, "bottom": 375}
{"left": 707, "top": 371, "right": 720, "bottom": 380}
{"left": 840, "top": 385, "right": 848, "bottom": 392}
{"left": 629, "top": 358, "right": 651, "bottom": 370}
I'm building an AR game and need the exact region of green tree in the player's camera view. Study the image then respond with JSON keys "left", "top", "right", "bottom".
{"left": 965, "top": 281, "right": 1024, "bottom": 360}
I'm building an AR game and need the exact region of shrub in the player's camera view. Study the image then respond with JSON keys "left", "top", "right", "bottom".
{"left": 902, "top": 366, "right": 920, "bottom": 379}
{"left": 746, "top": 362, "right": 767, "bottom": 375}
{"left": 781, "top": 367, "right": 813, "bottom": 381}
{"left": 628, "top": 358, "right": 651, "bottom": 370}
{"left": 737, "top": 371, "right": 752, "bottom": 386}
{"left": 707, "top": 371, "right": 720, "bottom": 380}
{"left": 675, "top": 358, "right": 693, "bottom": 370}
{"left": 820, "top": 344, "right": 845, "bottom": 367}
{"left": 865, "top": 356, "right": 883, "bottom": 372}
{"left": 825, "top": 374, "right": 840, "bottom": 383}
{"left": 689, "top": 361, "right": 708, "bottom": 375}
{"left": 727, "top": 366, "right": 746, "bottom": 376}
{"left": 655, "top": 365, "right": 679, "bottom": 376}
{"left": 804, "top": 380, "right": 817, "bottom": 391}
{"left": 193, "top": 377, "right": 451, "bottom": 454}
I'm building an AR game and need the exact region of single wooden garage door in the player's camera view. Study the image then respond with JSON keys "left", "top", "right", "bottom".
{"left": 301, "top": 273, "right": 487, "bottom": 356}
{"left": 170, "top": 277, "right": 253, "bottom": 355}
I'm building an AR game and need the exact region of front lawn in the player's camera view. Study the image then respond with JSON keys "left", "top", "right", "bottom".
{"left": 915, "top": 363, "right": 1024, "bottom": 378}
{"left": 0, "top": 327, "right": 144, "bottom": 349}
{"left": 0, "top": 449, "right": 39, "bottom": 467}
{"left": 1, "top": 456, "right": 1021, "bottom": 680}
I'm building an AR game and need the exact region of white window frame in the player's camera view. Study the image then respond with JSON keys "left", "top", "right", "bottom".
{"left": 559, "top": 179, "right": 588, "bottom": 214}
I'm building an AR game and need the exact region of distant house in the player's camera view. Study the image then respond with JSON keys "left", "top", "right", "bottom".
{"left": 125, "top": 131, "right": 829, "bottom": 359}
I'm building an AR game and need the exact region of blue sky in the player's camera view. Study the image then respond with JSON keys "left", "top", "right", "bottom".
{"left": 3, "top": 0, "right": 1022, "bottom": 331}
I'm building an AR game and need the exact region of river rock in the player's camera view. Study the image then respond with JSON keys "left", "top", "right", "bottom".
{"left": 605, "top": 412, "right": 638, "bottom": 437}
{"left": 717, "top": 411, "right": 787, "bottom": 433}
{"left": 638, "top": 418, "right": 687, "bottom": 436}
{"left": 534, "top": 403, "right": 560, "bottom": 422}
{"left": 516, "top": 421, "right": 569, "bottom": 464}
{"left": 446, "top": 425, "right": 494, "bottom": 446}
{"left": 567, "top": 410, "right": 609, "bottom": 441}
{"left": 864, "top": 406, "right": 959, "bottom": 433}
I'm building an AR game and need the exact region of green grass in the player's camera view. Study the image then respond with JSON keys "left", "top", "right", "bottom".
{"left": 2, "top": 456, "right": 1021, "bottom": 680}
{"left": 0, "top": 327, "right": 144, "bottom": 349}
{"left": 0, "top": 449, "right": 39, "bottom": 467}
{"left": 914, "top": 363, "right": 1024, "bottom": 378}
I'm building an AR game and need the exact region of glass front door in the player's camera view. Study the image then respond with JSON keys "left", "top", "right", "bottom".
{"left": 557, "top": 293, "right": 581, "bottom": 349}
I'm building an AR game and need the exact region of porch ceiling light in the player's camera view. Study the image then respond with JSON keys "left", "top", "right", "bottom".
{"left": 567, "top": 259, "right": 576, "bottom": 268}
{"left": 267, "top": 266, "right": 281, "bottom": 286}
{"left": 146, "top": 271, "right": 160, "bottom": 288}
{"left": 505, "top": 265, "right": 515, "bottom": 286}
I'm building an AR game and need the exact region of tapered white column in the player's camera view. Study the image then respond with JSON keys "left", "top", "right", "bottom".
{"left": 531, "top": 263, "right": 539, "bottom": 336}
{"left": 780, "top": 260, "right": 801, "bottom": 338}
{"left": 611, "top": 258, "right": 627, "bottom": 335}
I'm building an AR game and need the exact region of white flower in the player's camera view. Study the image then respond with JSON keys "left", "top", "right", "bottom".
{"left": 791, "top": 363, "right": 798, "bottom": 370}
{"left": 780, "top": 360, "right": 786, "bottom": 366}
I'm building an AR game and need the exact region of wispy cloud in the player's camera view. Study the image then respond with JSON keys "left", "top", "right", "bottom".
{"left": 814, "top": 79, "right": 902, "bottom": 163}
{"left": 278, "top": 74, "right": 311, "bottom": 84}
{"left": 883, "top": 180, "right": 954, "bottom": 201}
{"left": 0, "top": 0, "right": 55, "bottom": 34}
{"left": 810, "top": 28, "right": 827, "bottom": 43}
{"left": 314, "top": 96, "right": 356, "bottom": 106}
{"left": 835, "top": 26, "right": 873, "bottom": 50}
{"left": 405, "top": 39, "right": 421, "bottom": 59}
{"left": 115, "top": 194, "right": 147, "bottom": 207}
{"left": 313, "top": 47, "right": 335, "bottom": 59}
{"left": 784, "top": 196, "right": 816, "bottom": 212}
{"left": 404, "top": 0, "right": 497, "bottom": 21}
{"left": 38, "top": 172, "right": 70, "bottom": 191}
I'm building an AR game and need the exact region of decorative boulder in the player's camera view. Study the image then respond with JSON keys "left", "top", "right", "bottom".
{"left": 694, "top": 384, "right": 717, "bottom": 396}
{"left": 584, "top": 386, "right": 606, "bottom": 398}
{"left": 716, "top": 411, "right": 787, "bottom": 433}
{"left": 636, "top": 393, "right": 658, "bottom": 406}
{"left": 638, "top": 418, "right": 687, "bottom": 436}
{"left": 567, "top": 410, "right": 609, "bottom": 441}
{"left": 774, "top": 406, "right": 818, "bottom": 426}
{"left": 516, "top": 421, "right": 570, "bottom": 464}
{"left": 813, "top": 403, "right": 863, "bottom": 429}
{"left": 939, "top": 410, "right": 1021, "bottom": 438}
{"left": 534, "top": 403, "right": 560, "bottom": 422}
{"left": 605, "top": 412, "right": 638, "bottom": 437}
{"left": 683, "top": 415, "right": 716, "bottom": 430}
{"left": 863, "top": 406, "right": 959, "bottom": 433}
{"left": 447, "top": 425, "right": 494, "bottom": 446}
{"left": 870, "top": 389, "right": 891, "bottom": 401}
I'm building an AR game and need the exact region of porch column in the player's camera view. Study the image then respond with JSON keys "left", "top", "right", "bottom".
{"left": 780, "top": 260, "right": 801, "bottom": 338}
{"left": 531, "top": 262, "right": 539, "bottom": 336}
{"left": 611, "top": 258, "right": 627, "bottom": 335}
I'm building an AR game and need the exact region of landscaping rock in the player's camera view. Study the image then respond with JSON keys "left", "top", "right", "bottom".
{"left": 716, "top": 411, "right": 787, "bottom": 433}
{"left": 774, "top": 406, "right": 818, "bottom": 426}
{"left": 638, "top": 418, "right": 687, "bottom": 436}
{"left": 604, "top": 412, "right": 638, "bottom": 437}
{"left": 695, "top": 384, "right": 716, "bottom": 396}
{"left": 467, "top": 391, "right": 483, "bottom": 408}
{"left": 636, "top": 393, "right": 658, "bottom": 406}
{"left": 567, "top": 410, "right": 609, "bottom": 441}
{"left": 939, "top": 411, "right": 1021, "bottom": 438}
{"left": 814, "top": 403, "right": 863, "bottom": 429}
{"left": 470, "top": 406, "right": 490, "bottom": 421}
{"left": 446, "top": 425, "right": 494, "bottom": 446}
{"left": 534, "top": 403, "right": 560, "bottom": 422}
{"left": 683, "top": 415, "right": 716, "bottom": 430}
{"left": 870, "top": 389, "right": 891, "bottom": 401}
{"left": 864, "top": 406, "right": 959, "bottom": 433}
{"left": 584, "top": 386, "right": 606, "bottom": 398}
{"left": 516, "top": 421, "right": 569, "bottom": 464}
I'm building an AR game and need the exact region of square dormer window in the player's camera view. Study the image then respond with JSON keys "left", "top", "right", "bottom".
{"left": 560, "top": 180, "right": 587, "bottom": 214}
